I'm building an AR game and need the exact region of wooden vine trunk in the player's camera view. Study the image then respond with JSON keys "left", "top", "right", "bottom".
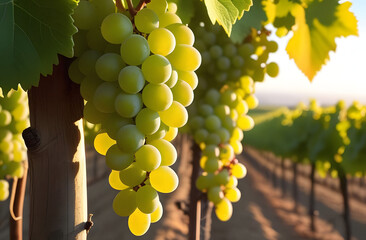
{"left": 25, "top": 56, "right": 88, "bottom": 240}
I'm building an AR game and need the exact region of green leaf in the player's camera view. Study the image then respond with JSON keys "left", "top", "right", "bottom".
{"left": 231, "top": 0, "right": 267, "bottom": 43}
{"left": 203, "top": 0, "right": 252, "bottom": 36}
{"left": 262, "top": 0, "right": 298, "bottom": 30}
{"left": 0, "top": 0, "right": 77, "bottom": 93}
{"left": 232, "top": 0, "right": 252, "bottom": 19}
{"left": 286, "top": 0, "right": 358, "bottom": 81}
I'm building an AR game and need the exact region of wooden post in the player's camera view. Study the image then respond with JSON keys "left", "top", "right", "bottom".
{"left": 292, "top": 162, "right": 298, "bottom": 212}
{"left": 309, "top": 162, "right": 316, "bottom": 232}
{"left": 189, "top": 141, "right": 202, "bottom": 240}
{"left": 338, "top": 169, "right": 351, "bottom": 240}
{"left": 281, "top": 158, "right": 286, "bottom": 197}
{"left": 24, "top": 56, "right": 88, "bottom": 240}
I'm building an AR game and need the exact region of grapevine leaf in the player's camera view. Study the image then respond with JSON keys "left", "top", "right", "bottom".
{"left": 231, "top": 0, "right": 267, "bottom": 43}
{"left": 262, "top": 0, "right": 298, "bottom": 30}
{"left": 286, "top": 1, "right": 358, "bottom": 81}
{"left": 170, "top": 0, "right": 195, "bottom": 24}
{"left": 231, "top": 0, "right": 252, "bottom": 19}
{"left": 0, "top": 0, "right": 77, "bottom": 93}
{"left": 203, "top": 0, "right": 238, "bottom": 36}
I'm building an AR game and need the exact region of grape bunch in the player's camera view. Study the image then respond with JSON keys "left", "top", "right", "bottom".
{"left": 70, "top": 0, "right": 201, "bottom": 236}
{"left": 0, "top": 88, "right": 29, "bottom": 201}
{"left": 193, "top": 24, "right": 279, "bottom": 91}
{"left": 188, "top": 76, "right": 256, "bottom": 221}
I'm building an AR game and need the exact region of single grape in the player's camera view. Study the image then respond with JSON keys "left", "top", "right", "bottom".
{"left": 113, "top": 189, "right": 137, "bottom": 216}
{"left": 106, "top": 144, "right": 134, "bottom": 170}
{"left": 135, "top": 8, "right": 159, "bottom": 33}
{"left": 94, "top": 132, "right": 115, "bottom": 156}
{"left": 150, "top": 166, "right": 178, "bottom": 193}
{"left": 135, "top": 108, "right": 161, "bottom": 135}
{"left": 120, "top": 34, "right": 150, "bottom": 66}
{"left": 101, "top": 13, "right": 133, "bottom": 44}
{"left": 116, "top": 124, "right": 145, "bottom": 153}
{"left": 93, "top": 82, "right": 119, "bottom": 113}
{"left": 142, "top": 83, "right": 173, "bottom": 112}
{"left": 149, "top": 139, "right": 177, "bottom": 166}
{"left": 135, "top": 144, "right": 161, "bottom": 171}
{"left": 142, "top": 55, "right": 172, "bottom": 84}
{"left": 118, "top": 66, "right": 145, "bottom": 94}
{"left": 95, "top": 53, "right": 125, "bottom": 82}
{"left": 159, "top": 101, "right": 188, "bottom": 128}
{"left": 114, "top": 93, "right": 143, "bottom": 118}
{"left": 148, "top": 28, "right": 176, "bottom": 56}
{"left": 128, "top": 209, "right": 151, "bottom": 236}
{"left": 136, "top": 185, "right": 159, "bottom": 214}
{"left": 119, "top": 162, "right": 146, "bottom": 187}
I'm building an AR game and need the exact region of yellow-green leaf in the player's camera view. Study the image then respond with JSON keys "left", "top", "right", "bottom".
{"left": 286, "top": 1, "right": 358, "bottom": 81}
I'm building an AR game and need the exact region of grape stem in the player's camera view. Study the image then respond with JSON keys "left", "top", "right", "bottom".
{"left": 126, "top": 0, "right": 137, "bottom": 16}
{"left": 115, "top": 0, "right": 126, "bottom": 11}
{"left": 135, "top": 0, "right": 151, "bottom": 11}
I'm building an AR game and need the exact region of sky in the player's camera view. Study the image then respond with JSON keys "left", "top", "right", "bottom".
{"left": 255, "top": 1, "right": 366, "bottom": 107}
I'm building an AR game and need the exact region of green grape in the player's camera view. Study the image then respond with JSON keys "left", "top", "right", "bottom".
{"left": 115, "top": 93, "right": 142, "bottom": 118}
{"left": 266, "top": 62, "right": 279, "bottom": 77}
{"left": 120, "top": 34, "right": 150, "bottom": 66}
{"left": 163, "top": 126, "right": 177, "bottom": 141}
{"left": 204, "top": 89, "right": 220, "bottom": 106}
{"left": 167, "top": 2, "right": 177, "bottom": 13}
{"left": 214, "top": 105, "right": 230, "bottom": 120}
{"left": 225, "top": 187, "right": 241, "bottom": 202}
{"left": 118, "top": 66, "right": 145, "bottom": 94}
{"left": 237, "top": 115, "right": 254, "bottom": 131}
{"left": 68, "top": 59, "right": 84, "bottom": 84}
{"left": 215, "top": 198, "right": 232, "bottom": 221}
{"left": 149, "top": 139, "right": 177, "bottom": 166}
{"left": 136, "top": 185, "right": 159, "bottom": 214}
{"left": 238, "top": 43, "right": 255, "bottom": 58}
{"left": 199, "top": 104, "right": 214, "bottom": 117}
{"left": 171, "top": 80, "right": 193, "bottom": 107}
{"left": 214, "top": 169, "right": 230, "bottom": 185}
{"left": 94, "top": 132, "right": 115, "bottom": 155}
{"left": 232, "top": 163, "right": 247, "bottom": 179}
{"left": 128, "top": 208, "right": 151, "bottom": 236}
{"left": 0, "top": 141, "right": 13, "bottom": 153}
{"left": 135, "top": 108, "right": 160, "bottom": 135}
{"left": 113, "top": 189, "right": 137, "bottom": 216}
{"left": 101, "top": 13, "right": 133, "bottom": 44}
{"left": 148, "top": 28, "right": 176, "bottom": 56}
{"left": 106, "top": 144, "right": 134, "bottom": 170}
{"left": 116, "top": 124, "right": 145, "bottom": 153}
{"left": 142, "top": 55, "right": 172, "bottom": 84}
{"left": 245, "top": 94, "right": 258, "bottom": 109}
{"left": 220, "top": 90, "right": 237, "bottom": 107}
{"left": 119, "top": 162, "right": 146, "bottom": 187}
{"left": 95, "top": 53, "right": 125, "bottom": 82}
{"left": 93, "top": 0, "right": 115, "bottom": 20}
{"left": 86, "top": 27, "right": 107, "bottom": 51}
{"left": 109, "top": 170, "right": 129, "bottom": 190}
{"left": 225, "top": 176, "right": 238, "bottom": 188}
{"left": 0, "top": 110, "right": 12, "bottom": 126}
{"left": 7, "top": 161, "right": 23, "bottom": 178}
{"left": 73, "top": 30, "right": 88, "bottom": 57}
{"left": 101, "top": 114, "right": 133, "bottom": 139}
{"left": 217, "top": 56, "right": 231, "bottom": 71}
{"left": 236, "top": 100, "right": 249, "bottom": 115}
{"left": 159, "top": 101, "right": 187, "bottom": 128}
{"left": 158, "top": 12, "right": 182, "bottom": 28}
{"left": 208, "top": 186, "right": 224, "bottom": 204}
{"left": 231, "top": 127, "right": 243, "bottom": 141}
{"left": 147, "top": 0, "right": 168, "bottom": 15}
{"left": 206, "top": 133, "right": 221, "bottom": 145}
{"left": 166, "top": 23, "right": 195, "bottom": 45}
{"left": 224, "top": 43, "right": 237, "bottom": 57}
{"left": 0, "top": 180, "right": 9, "bottom": 201}
{"left": 0, "top": 129, "right": 12, "bottom": 141}
{"left": 73, "top": 0, "right": 98, "bottom": 30}
{"left": 78, "top": 50, "right": 101, "bottom": 75}
{"left": 194, "top": 129, "right": 209, "bottom": 144}
{"left": 135, "top": 145, "right": 161, "bottom": 171}
{"left": 202, "top": 145, "right": 220, "bottom": 158}
{"left": 11, "top": 104, "right": 28, "bottom": 121}
{"left": 93, "top": 82, "right": 118, "bottom": 113}
{"left": 196, "top": 173, "right": 214, "bottom": 191}
{"left": 203, "top": 158, "right": 220, "bottom": 173}
{"left": 189, "top": 116, "right": 204, "bottom": 131}
{"left": 150, "top": 166, "right": 178, "bottom": 193}
{"left": 216, "top": 128, "right": 230, "bottom": 143}
{"left": 232, "top": 56, "right": 244, "bottom": 68}
{"left": 204, "top": 115, "right": 221, "bottom": 131}
{"left": 80, "top": 74, "right": 102, "bottom": 101}
{"left": 230, "top": 140, "right": 243, "bottom": 154}
{"left": 135, "top": 8, "right": 159, "bottom": 33}
{"left": 267, "top": 41, "right": 278, "bottom": 52}
{"left": 165, "top": 70, "right": 178, "bottom": 88}
{"left": 146, "top": 122, "right": 168, "bottom": 142}
{"left": 151, "top": 201, "right": 163, "bottom": 223}
{"left": 176, "top": 70, "right": 198, "bottom": 90}
{"left": 167, "top": 44, "right": 201, "bottom": 71}
{"left": 142, "top": 83, "right": 173, "bottom": 112}
{"left": 209, "top": 45, "right": 223, "bottom": 59}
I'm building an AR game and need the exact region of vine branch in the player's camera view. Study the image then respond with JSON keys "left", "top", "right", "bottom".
{"left": 115, "top": 0, "right": 126, "bottom": 12}
{"left": 135, "top": 0, "right": 151, "bottom": 11}
{"left": 126, "top": 0, "right": 137, "bottom": 16}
